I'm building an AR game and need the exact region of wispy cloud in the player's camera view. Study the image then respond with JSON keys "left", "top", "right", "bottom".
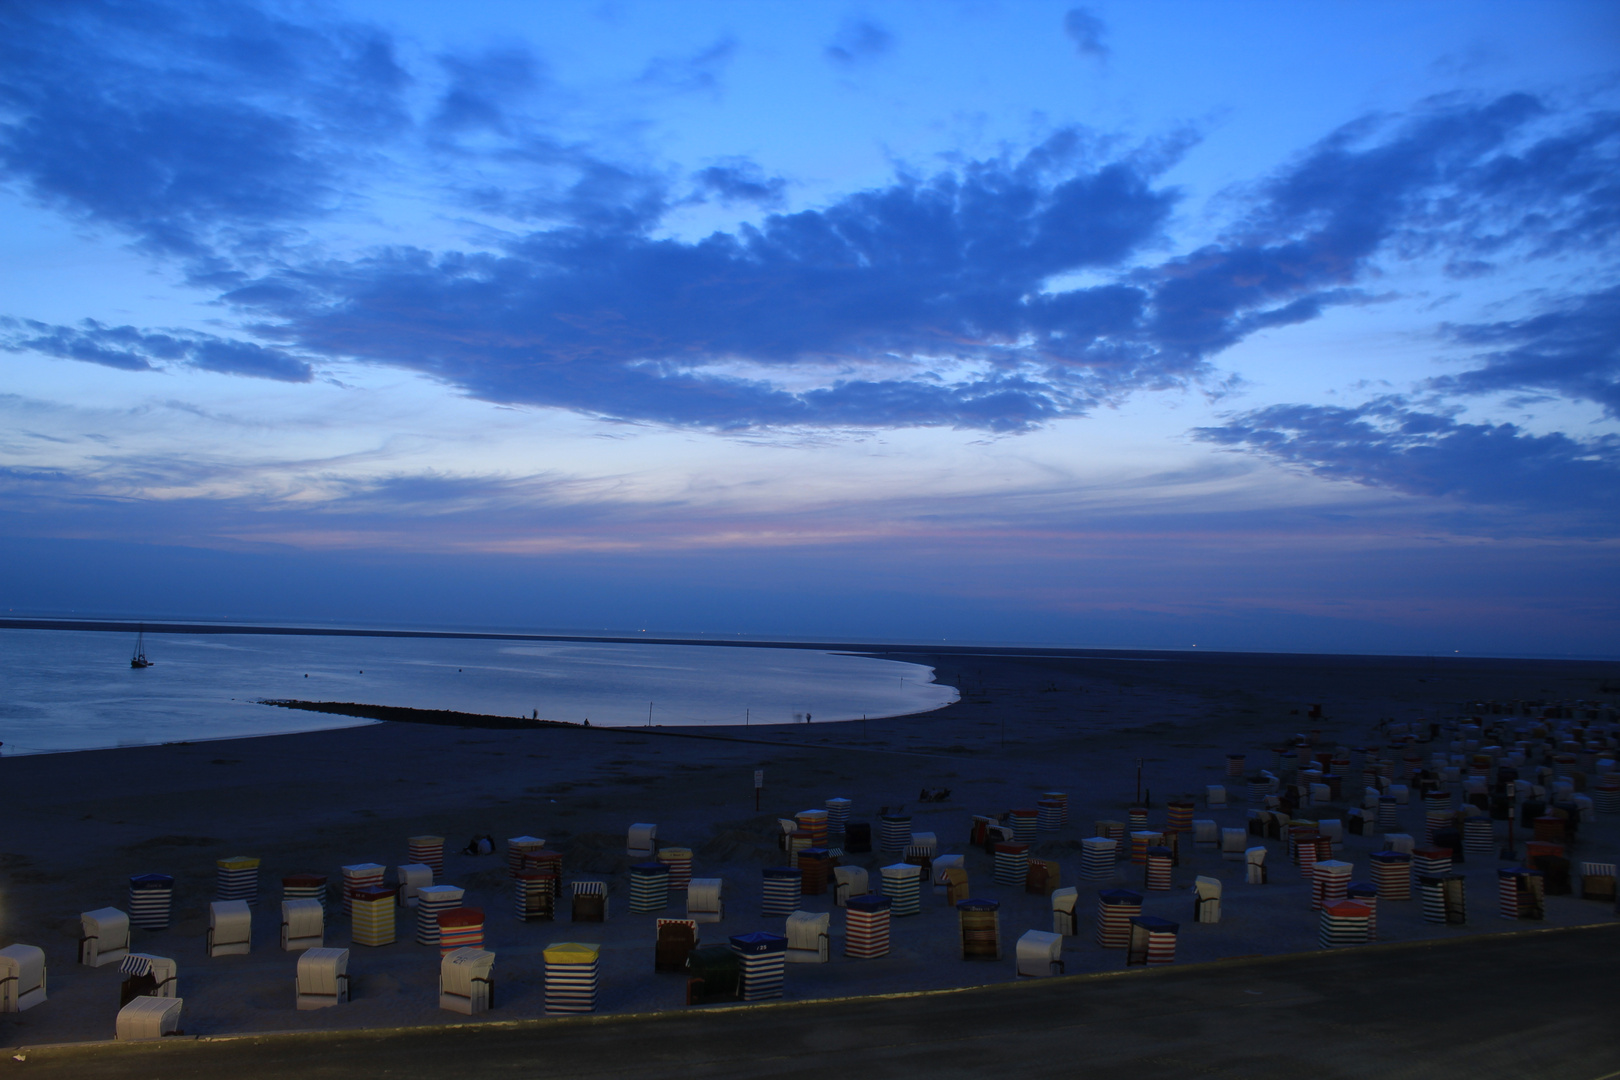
{"left": 824, "top": 19, "right": 894, "bottom": 67}
{"left": 1, "top": 317, "right": 313, "bottom": 382}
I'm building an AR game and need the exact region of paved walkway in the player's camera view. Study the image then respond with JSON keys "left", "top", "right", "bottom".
{"left": 7, "top": 922, "right": 1618, "bottom": 1080}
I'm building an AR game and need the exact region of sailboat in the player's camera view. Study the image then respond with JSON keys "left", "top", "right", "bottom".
{"left": 131, "top": 628, "right": 153, "bottom": 669}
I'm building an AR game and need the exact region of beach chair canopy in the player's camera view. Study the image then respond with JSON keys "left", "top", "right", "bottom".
{"left": 0, "top": 945, "right": 46, "bottom": 1012}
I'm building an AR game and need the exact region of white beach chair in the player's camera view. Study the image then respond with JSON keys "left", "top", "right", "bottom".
{"left": 1194, "top": 876, "right": 1222, "bottom": 923}
{"left": 118, "top": 954, "right": 177, "bottom": 999}
{"left": 115, "top": 995, "right": 183, "bottom": 1040}
{"left": 627, "top": 823, "right": 658, "bottom": 858}
{"left": 785, "top": 910, "right": 830, "bottom": 963}
{"left": 1245, "top": 847, "right": 1267, "bottom": 885}
{"left": 687, "top": 878, "right": 724, "bottom": 923}
{"left": 79, "top": 908, "right": 130, "bottom": 968}
{"left": 777, "top": 819, "right": 799, "bottom": 850}
{"left": 1193, "top": 820, "right": 1218, "bottom": 849}
{"left": 910, "top": 832, "right": 938, "bottom": 857}
{"left": 1384, "top": 833, "right": 1414, "bottom": 854}
{"left": 1309, "top": 783, "right": 1332, "bottom": 806}
{"left": 1015, "top": 929, "right": 1064, "bottom": 977}
{"left": 1364, "top": 787, "right": 1382, "bottom": 810}
{"left": 833, "top": 865, "right": 869, "bottom": 907}
{"left": 1051, "top": 887, "right": 1078, "bottom": 935}
{"left": 1318, "top": 819, "right": 1343, "bottom": 849}
{"left": 296, "top": 948, "right": 349, "bottom": 1010}
{"left": 1221, "top": 828, "right": 1247, "bottom": 861}
{"left": 932, "top": 854, "right": 966, "bottom": 893}
{"left": 1389, "top": 784, "right": 1410, "bottom": 806}
{"left": 1205, "top": 785, "right": 1227, "bottom": 809}
{"left": 439, "top": 947, "right": 495, "bottom": 1015}
{"left": 208, "top": 900, "right": 252, "bottom": 957}
{"left": 281, "top": 898, "right": 324, "bottom": 951}
{"left": 0, "top": 945, "right": 46, "bottom": 1012}
{"left": 395, "top": 863, "right": 433, "bottom": 907}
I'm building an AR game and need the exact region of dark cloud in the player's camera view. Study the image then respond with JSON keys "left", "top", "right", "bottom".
{"left": 432, "top": 49, "right": 543, "bottom": 135}
{"left": 0, "top": 0, "right": 409, "bottom": 257}
{"left": 824, "top": 19, "right": 894, "bottom": 67}
{"left": 1063, "top": 8, "right": 1108, "bottom": 58}
{"left": 1432, "top": 286, "right": 1620, "bottom": 417}
{"left": 1, "top": 318, "right": 312, "bottom": 382}
{"left": 1193, "top": 398, "right": 1620, "bottom": 519}
{"left": 223, "top": 134, "right": 1178, "bottom": 429}
{"left": 637, "top": 36, "right": 736, "bottom": 94}
{"left": 694, "top": 161, "right": 787, "bottom": 206}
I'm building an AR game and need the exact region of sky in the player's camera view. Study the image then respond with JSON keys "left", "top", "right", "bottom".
{"left": 1, "top": 0, "right": 1617, "bottom": 656}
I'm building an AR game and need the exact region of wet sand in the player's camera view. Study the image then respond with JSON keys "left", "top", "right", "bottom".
{"left": 1, "top": 647, "right": 1615, "bottom": 1048}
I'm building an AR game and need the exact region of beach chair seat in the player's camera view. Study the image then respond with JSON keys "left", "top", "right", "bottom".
{"left": 1245, "top": 847, "right": 1268, "bottom": 885}
{"left": 439, "top": 947, "right": 495, "bottom": 1014}
{"left": 0, "top": 945, "right": 46, "bottom": 1012}
{"left": 116, "top": 995, "right": 182, "bottom": 1040}
{"left": 395, "top": 863, "right": 433, "bottom": 907}
{"left": 932, "top": 854, "right": 966, "bottom": 893}
{"left": 627, "top": 823, "right": 658, "bottom": 859}
{"left": 687, "top": 878, "right": 724, "bottom": 923}
{"left": 208, "top": 900, "right": 252, "bottom": 957}
{"left": 1580, "top": 862, "right": 1616, "bottom": 902}
{"left": 1015, "top": 929, "right": 1064, "bottom": 977}
{"left": 832, "top": 865, "right": 869, "bottom": 907}
{"left": 118, "top": 954, "right": 176, "bottom": 1007}
{"left": 1051, "top": 887, "right": 1079, "bottom": 935}
{"left": 1194, "top": 876, "right": 1222, "bottom": 923}
{"left": 79, "top": 907, "right": 131, "bottom": 968}
{"left": 281, "top": 898, "right": 324, "bottom": 951}
{"left": 785, "top": 910, "right": 830, "bottom": 963}
{"left": 656, "top": 919, "right": 699, "bottom": 972}
{"left": 685, "top": 944, "right": 741, "bottom": 1004}
{"left": 296, "top": 948, "right": 349, "bottom": 1010}
{"left": 571, "top": 881, "right": 608, "bottom": 922}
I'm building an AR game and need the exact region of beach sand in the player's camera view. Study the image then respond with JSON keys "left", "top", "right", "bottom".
{"left": 1, "top": 646, "right": 1615, "bottom": 1046}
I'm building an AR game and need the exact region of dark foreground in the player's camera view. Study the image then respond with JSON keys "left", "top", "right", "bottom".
{"left": 8, "top": 923, "right": 1617, "bottom": 1080}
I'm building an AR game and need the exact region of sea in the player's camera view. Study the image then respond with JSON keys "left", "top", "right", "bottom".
{"left": 0, "top": 627, "right": 957, "bottom": 755}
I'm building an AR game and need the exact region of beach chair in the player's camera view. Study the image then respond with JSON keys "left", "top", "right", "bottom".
{"left": 844, "top": 822, "right": 872, "bottom": 853}
{"left": 395, "top": 863, "right": 432, "bottom": 907}
{"left": 656, "top": 919, "right": 699, "bottom": 972}
{"left": 281, "top": 898, "right": 324, "bottom": 951}
{"left": 910, "top": 831, "right": 938, "bottom": 857}
{"left": 208, "top": 900, "right": 252, "bottom": 957}
{"left": 571, "top": 881, "right": 608, "bottom": 922}
{"left": 296, "top": 948, "right": 349, "bottom": 1010}
{"left": 627, "top": 823, "right": 658, "bottom": 859}
{"left": 1015, "top": 929, "right": 1064, "bottom": 977}
{"left": 932, "top": 854, "right": 966, "bottom": 893}
{"left": 118, "top": 954, "right": 176, "bottom": 1006}
{"left": 1384, "top": 833, "right": 1415, "bottom": 854}
{"left": 0, "top": 945, "right": 46, "bottom": 1012}
{"left": 687, "top": 878, "right": 724, "bottom": 923}
{"left": 1580, "top": 862, "right": 1616, "bottom": 902}
{"left": 1193, "top": 820, "right": 1218, "bottom": 849}
{"left": 1205, "top": 785, "right": 1227, "bottom": 809}
{"left": 776, "top": 819, "right": 799, "bottom": 851}
{"left": 832, "top": 865, "right": 869, "bottom": 907}
{"left": 1051, "top": 887, "right": 1079, "bottom": 935}
{"left": 1221, "top": 828, "right": 1247, "bottom": 861}
{"left": 944, "top": 866, "right": 971, "bottom": 905}
{"left": 1194, "top": 876, "right": 1222, "bottom": 923}
{"left": 785, "top": 910, "right": 830, "bottom": 963}
{"left": 1318, "top": 819, "right": 1343, "bottom": 849}
{"left": 116, "top": 995, "right": 182, "bottom": 1040}
{"left": 1245, "top": 847, "right": 1267, "bottom": 885}
{"left": 686, "top": 945, "right": 741, "bottom": 1005}
{"left": 439, "top": 947, "right": 495, "bottom": 1014}
{"left": 79, "top": 908, "right": 130, "bottom": 968}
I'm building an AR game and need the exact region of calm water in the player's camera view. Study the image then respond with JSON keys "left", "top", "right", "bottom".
{"left": 0, "top": 629, "right": 957, "bottom": 754}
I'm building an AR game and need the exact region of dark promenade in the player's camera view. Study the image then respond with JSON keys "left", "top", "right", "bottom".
{"left": 7, "top": 923, "right": 1616, "bottom": 1080}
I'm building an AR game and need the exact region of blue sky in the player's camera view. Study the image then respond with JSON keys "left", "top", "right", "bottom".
{"left": 1, "top": 0, "right": 1617, "bottom": 655}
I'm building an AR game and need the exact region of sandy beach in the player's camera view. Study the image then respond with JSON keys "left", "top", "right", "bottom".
{"left": 1, "top": 645, "right": 1615, "bottom": 1047}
